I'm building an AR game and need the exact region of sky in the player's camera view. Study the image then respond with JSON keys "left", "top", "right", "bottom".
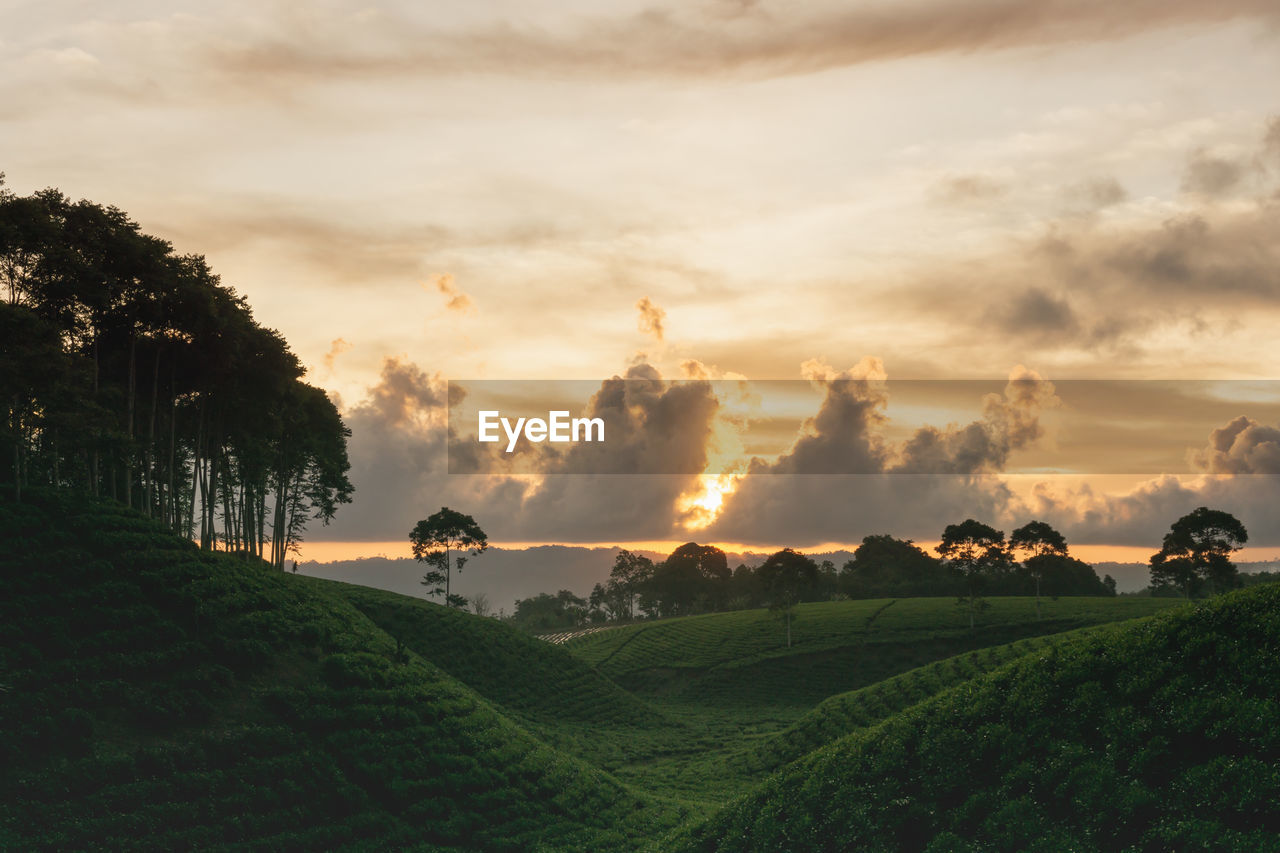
{"left": 6, "top": 0, "right": 1280, "bottom": 565}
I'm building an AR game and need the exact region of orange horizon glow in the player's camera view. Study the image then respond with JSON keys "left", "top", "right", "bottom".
{"left": 297, "top": 540, "right": 1280, "bottom": 566}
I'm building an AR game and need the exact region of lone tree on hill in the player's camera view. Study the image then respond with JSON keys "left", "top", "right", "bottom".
{"left": 1150, "top": 507, "right": 1247, "bottom": 598}
{"left": 1010, "top": 520, "right": 1069, "bottom": 619}
{"left": 411, "top": 507, "right": 487, "bottom": 609}
{"left": 758, "top": 548, "right": 818, "bottom": 648}
{"left": 938, "top": 519, "right": 1011, "bottom": 630}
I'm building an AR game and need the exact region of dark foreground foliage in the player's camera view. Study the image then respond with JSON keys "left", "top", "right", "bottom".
{"left": 0, "top": 491, "right": 686, "bottom": 851}
{"left": 673, "top": 583, "right": 1280, "bottom": 852}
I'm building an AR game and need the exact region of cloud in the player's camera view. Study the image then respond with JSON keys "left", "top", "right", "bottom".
{"left": 1190, "top": 415, "right": 1280, "bottom": 474}
{"left": 1063, "top": 176, "right": 1128, "bottom": 210}
{"left": 1023, "top": 412, "right": 1280, "bottom": 546}
{"left": 430, "top": 273, "right": 475, "bottom": 313}
{"left": 203, "top": 0, "right": 1280, "bottom": 83}
{"left": 932, "top": 173, "right": 1008, "bottom": 204}
{"left": 1264, "top": 117, "right": 1280, "bottom": 167}
{"left": 1181, "top": 149, "right": 1245, "bottom": 196}
{"left": 705, "top": 365, "right": 1056, "bottom": 544}
{"left": 990, "top": 288, "right": 1080, "bottom": 341}
{"left": 636, "top": 296, "right": 666, "bottom": 342}
{"left": 321, "top": 337, "right": 353, "bottom": 374}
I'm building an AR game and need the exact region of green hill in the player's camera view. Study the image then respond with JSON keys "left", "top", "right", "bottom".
{"left": 565, "top": 596, "right": 1181, "bottom": 711}
{"left": 0, "top": 492, "right": 688, "bottom": 851}
{"left": 672, "top": 584, "right": 1280, "bottom": 851}
{"left": 312, "top": 579, "right": 690, "bottom": 772}
{"left": 737, "top": 627, "right": 1113, "bottom": 775}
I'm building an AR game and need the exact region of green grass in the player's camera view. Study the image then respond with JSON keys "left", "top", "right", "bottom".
{"left": 738, "top": 626, "right": 1117, "bottom": 775}
{"left": 555, "top": 596, "right": 1181, "bottom": 809}
{"left": 0, "top": 492, "right": 689, "bottom": 851}
{"left": 670, "top": 584, "right": 1280, "bottom": 852}
{"left": 6, "top": 490, "right": 1248, "bottom": 851}
{"left": 563, "top": 596, "right": 1181, "bottom": 714}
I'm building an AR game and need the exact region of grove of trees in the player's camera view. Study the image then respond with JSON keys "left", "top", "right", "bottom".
{"left": 514, "top": 517, "right": 1141, "bottom": 632}
{"left": 1, "top": 180, "right": 352, "bottom": 567}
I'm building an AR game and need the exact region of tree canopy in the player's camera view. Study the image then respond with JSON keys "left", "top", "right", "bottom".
{"left": 411, "top": 507, "right": 488, "bottom": 609}
{"left": 0, "top": 181, "right": 352, "bottom": 566}
{"left": 1150, "top": 506, "right": 1248, "bottom": 598}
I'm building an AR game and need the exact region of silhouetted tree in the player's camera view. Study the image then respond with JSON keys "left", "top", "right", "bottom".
{"left": 938, "top": 520, "right": 1011, "bottom": 630}
{"left": 411, "top": 507, "right": 487, "bottom": 609}
{"left": 1010, "top": 520, "right": 1069, "bottom": 618}
{"left": 841, "top": 535, "right": 950, "bottom": 598}
{"left": 646, "top": 543, "right": 729, "bottom": 617}
{"left": 1150, "top": 507, "right": 1247, "bottom": 598}
{"left": 513, "top": 590, "right": 588, "bottom": 632}
{"left": 758, "top": 548, "right": 818, "bottom": 648}
{"left": 0, "top": 182, "right": 353, "bottom": 557}
{"left": 609, "top": 549, "right": 654, "bottom": 619}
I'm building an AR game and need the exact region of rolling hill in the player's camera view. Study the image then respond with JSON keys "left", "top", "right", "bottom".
{"left": 672, "top": 583, "right": 1280, "bottom": 851}
{"left": 0, "top": 492, "right": 688, "bottom": 851}
{"left": 6, "top": 490, "right": 1263, "bottom": 851}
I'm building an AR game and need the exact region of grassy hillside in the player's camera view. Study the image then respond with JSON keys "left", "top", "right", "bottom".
{"left": 310, "top": 579, "right": 665, "bottom": 728}
{"left": 738, "top": 626, "right": 1113, "bottom": 775}
{"left": 565, "top": 596, "right": 1181, "bottom": 710}
{"left": 313, "top": 580, "right": 691, "bottom": 773}
{"left": 673, "top": 584, "right": 1280, "bottom": 852}
{"left": 0, "top": 492, "right": 688, "bottom": 851}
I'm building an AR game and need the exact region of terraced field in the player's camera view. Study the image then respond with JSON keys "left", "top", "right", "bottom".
{"left": 564, "top": 595, "right": 1180, "bottom": 712}
{"left": 9, "top": 490, "right": 1257, "bottom": 851}
{"left": 673, "top": 584, "right": 1280, "bottom": 852}
{"left": 0, "top": 493, "right": 690, "bottom": 851}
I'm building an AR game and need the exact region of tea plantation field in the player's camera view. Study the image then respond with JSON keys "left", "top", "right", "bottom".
{"left": 4, "top": 491, "right": 1270, "bottom": 850}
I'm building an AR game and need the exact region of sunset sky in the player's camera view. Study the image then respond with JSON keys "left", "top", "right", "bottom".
{"left": 7, "top": 1, "right": 1280, "bottom": 562}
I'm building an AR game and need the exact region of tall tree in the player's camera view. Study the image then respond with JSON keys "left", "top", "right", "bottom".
{"left": 411, "top": 507, "right": 488, "bottom": 609}
{"left": 757, "top": 548, "right": 818, "bottom": 648}
{"left": 938, "top": 519, "right": 1011, "bottom": 630}
{"left": 0, "top": 184, "right": 353, "bottom": 553}
{"left": 608, "top": 549, "right": 654, "bottom": 619}
{"left": 1010, "top": 520, "right": 1069, "bottom": 618}
{"left": 1149, "top": 507, "right": 1247, "bottom": 598}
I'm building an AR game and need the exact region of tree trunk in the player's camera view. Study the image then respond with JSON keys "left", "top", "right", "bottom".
{"left": 145, "top": 344, "right": 160, "bottom": 518}
{"left": 125, "top": 334, "right": 136, "bottom": 509}
{"left": 11, "top": 404, "right": 20, "bottom": 504}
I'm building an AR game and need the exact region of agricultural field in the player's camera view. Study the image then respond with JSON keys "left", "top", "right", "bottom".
{"left": 3, "top": 492, "right": 1271, "bottom": 850}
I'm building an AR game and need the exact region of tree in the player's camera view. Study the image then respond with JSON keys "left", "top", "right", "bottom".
{"left": 512, "top": 590, "right": 588, "bottom": 632}
{"left": 1010, "top": 520, "right": 1069, "bottom": 618}
{"left": 938, "top": 519, "right": 1011, "bottom": 630}
{"left": 840, "top": 534, "right": 949, "bottom": 598}
{"left": 608, "top": 549, "right": 654, "bottom": 619}
{"left": 1149, "top": 507, "right": 1247, "bottom": 598}
{"left": 757, "top": 548, "right": 818, "bottom": 648}
{"left": 411, "top": 507, "right": 487, "bottom": 609}
{"left": 470, "top": 592, "right": 491, "bottom": 618}
{"left": 645, "top": 543, "right": 729, "bottom": 617}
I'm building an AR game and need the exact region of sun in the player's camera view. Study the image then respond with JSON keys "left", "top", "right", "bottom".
{"left": 677, "top": 473, "right": 742, "bottom": 531}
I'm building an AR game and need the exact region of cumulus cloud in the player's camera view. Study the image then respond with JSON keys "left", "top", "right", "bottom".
{"left": 705, "top": 364, "right": 1057, "bottom": 544}
{"left": 1021, "top": 412, "right": 1280, "bottom": 547}
{"left": 1190, "top": 415, "right": 1280, "bottom": 474}
{"left": 636, "top": 296, "right": 666, "bottom": 342}
{"left": 430, "top": 273, "right": 475, "bottom": 313}
{"left": 321, "top": 337, "right": 353, "bottom": 374}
